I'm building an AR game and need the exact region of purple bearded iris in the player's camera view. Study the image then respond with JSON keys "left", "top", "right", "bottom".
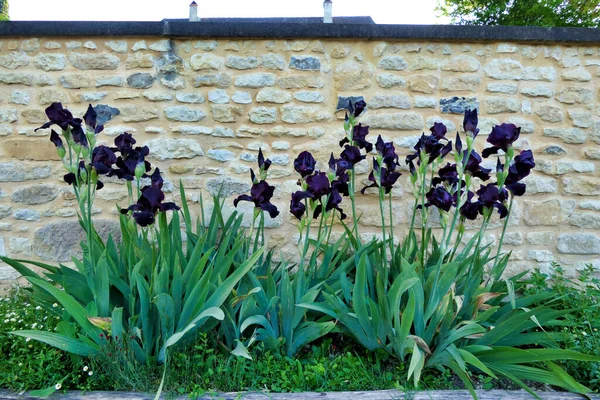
{"left": 109, "top": 133, "right": 151, "bottom": 181}
{"left": 375, "top": 135, "right": 399, "bottom": 170}
{"left": 290, "top": 190, "right": 313, "bottom": 220}
{"left": 91, "top": 145, "right": 117, "bottom": 175}
{"left": 314, "top": 189, "right": 346, "bottom": 220}
{"left": 476, "top": 183, "right": 509, "bottom": 218}
{"left": 339, "top": 145, "right": 365, "bottom": 170}
{"left": 464, "top": 151, "right": 491, "bottom": 181}
{"left": 306, "top": 172, "right": 331, "bottom": 197}
{"left": 37, "top": 103, "right": 88, "bottom": 147}
{"left": 361, "top": 159, "right": 402, "bottom": 195}
{"left": 463, "top": 109, "right": 479, "bottom": 136}
{"left": 234, "top": 180, "right": 279, "bottom": 218}
{"left": 432, "top": 163, "right": 459, "bottom": 187}
{"left": 460, "top": 191, "right": 480, "bottom": 220}
{"left": 406, "top": 123, "right": 452, "bottom": 167}
{"left": 120, "top": 168, "right": 180, "bottom": 227}
{"left": 425, "top": 186, "right": 454, "bottom": 212}
{"left": 294, "top": 151, "right": 316, "bottom": 178}
{"left": 482, "top": 123, "right": 521, "bottom": 158}
{"left": 340, "top": 123, "right": 372, "bottom": 153}
{"left": 328, "top": 154, "right": 350, "bottom": 196}
{"left": 504, "top": 149, "right": 535, "bottom": 196}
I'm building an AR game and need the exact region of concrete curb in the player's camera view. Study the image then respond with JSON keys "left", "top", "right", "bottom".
{"left": 0, "top": 389, "right": 598, "bottom": 399}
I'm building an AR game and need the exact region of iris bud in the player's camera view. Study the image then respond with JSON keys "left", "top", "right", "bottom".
{"left": 80, "top": 167, "right": 88, "bottom": 182}
{"left": 134, "top": 162, "right": 145, "bottom": 180}
{"left": 507, "top": 146, "right": 515, "bottom": 160}
{"left": 56, "top": 146, "right": 66, "bottom": 160}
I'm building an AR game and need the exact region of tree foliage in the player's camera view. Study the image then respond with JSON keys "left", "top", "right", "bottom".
{"left": 437, "top": 0, "right": 600, "bottom": 27}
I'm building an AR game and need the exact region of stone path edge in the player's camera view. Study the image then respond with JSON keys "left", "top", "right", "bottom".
{"left": 0, "top": 389, "right": 599, "bottom": 399}
{"left": 1, "top": 21, "right": 600, "bottom": 43}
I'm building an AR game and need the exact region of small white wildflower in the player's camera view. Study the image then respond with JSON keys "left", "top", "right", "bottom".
{"left": 10, "top": 318, "right": 16, "bottom": 322}
{"left": 54, "top": 383, "right": 61, "bottom": 390}
{"left": 43, "top": 316, "right": 48, "bottom": 321}
{"left": 88, "top": 371, "right": 93, "bottom": 376}
{"left": 52, "top": 303, "right": 58, "bottom": 308}
{"left": 18, "top": 319, "right": 22, "bottom": 323}
{"left": 83, "top": 366, "right": 89, "bottom": 372}
{"left": 35, "top": 306, "right": 41, "bottom": 310}
{"left": 582, "top": 331, "right": 588, "bottom": 336}
{"left": 31, "top": 323, "right": 37, "bottom": 329}
{"left": 39, "top": 325, "right": 43, "bottom": 329}
{"left": 18, "top": 363, "right": 22, "bottom": 367}
{"left": 3, "top": 319, "right": 8, "bottom": 323}
{"left": 25, "top": 338, "right": 31, "bottom": 342}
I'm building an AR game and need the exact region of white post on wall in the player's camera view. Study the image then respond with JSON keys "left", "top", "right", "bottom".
{"left": 189, "top": 1, "right": 199, "bottom": 22}
{"left": 323, "top": 0, "right": 333, "bottom": 23}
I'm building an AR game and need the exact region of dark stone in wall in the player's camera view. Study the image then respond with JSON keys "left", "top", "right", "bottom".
{"left": 439, "top": 96, "right": 479, "bottom": 114}
{"left": 127, "top": 73, "right": 154, "bottom": 89}
{"left": 94, "top": 104, "right": 120, "bottom": 125}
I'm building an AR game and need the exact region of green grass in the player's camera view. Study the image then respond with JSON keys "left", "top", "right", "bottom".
{"left": 525, "top": 264, "right": 600, "bottom": 392}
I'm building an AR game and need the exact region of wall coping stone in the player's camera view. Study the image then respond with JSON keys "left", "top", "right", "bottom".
{"left": 0, "top": 21, "right": 600, "bottom": 43}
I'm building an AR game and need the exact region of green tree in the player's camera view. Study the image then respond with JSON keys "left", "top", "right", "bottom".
{"left": 437, "top": 0, "right": 600, "bottom": 27}
{"left": 0, "top": 0, "right": 8, "bottom": 21}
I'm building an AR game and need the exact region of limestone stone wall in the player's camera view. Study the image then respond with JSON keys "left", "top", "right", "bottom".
{"left": 0, "top": 35, "right": 600, "bottom": 283}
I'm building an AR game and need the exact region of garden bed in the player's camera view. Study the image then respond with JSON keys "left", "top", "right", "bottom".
{"left": 2, "top": 102, "right": 600, "bottom": 400}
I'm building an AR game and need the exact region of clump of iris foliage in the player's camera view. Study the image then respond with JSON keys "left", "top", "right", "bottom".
{"left": 1, "top": 101, "right": 599, "bottom": 399}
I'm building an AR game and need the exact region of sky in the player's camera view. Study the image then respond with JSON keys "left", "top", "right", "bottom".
{"left": 10, "top": 0, "right": 450, "bottom": 25}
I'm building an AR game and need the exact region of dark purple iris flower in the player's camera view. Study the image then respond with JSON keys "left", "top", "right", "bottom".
{"left": 234, "top": 180, "right": 279, "bottom": 218}
{"left": 258, "top": 148, "right": 271, "bottom": 172}
{"left": 306, "top": 172, "right": 331, "bottom": 198}
{"left": 463, "top": 109, "right": 479, "bottom": 136}
{"left": 294, "top": 151, "right": 316, "bottom": 178}
{"left": 38, "top": 102, "right": 73, "bottom": 131}
{"left": 109, "top": 134, "right": 151, "bottom": 181}
{"left": 339, "top": 123, "right": 372, "bottom": 152}
{"left": 290, "top": 190, "right": 313, "bottom": 220}
{"left": 425, "top": 186, "right": 454, "bottom": 212}
{"left": 504, "top": 149, "right": 535, "bottom": 196}
{"left": 344, "top": 98, "right": 366, "bottom": 118}
{"left": 406, "top": 131, "right": 452, "bottom": 166}
{"left": 460, "top": 191, "right": 480, "bottom": 220}
{"left": 121, "top": 168, "right": 180, "bottom": 227}
{"left": 38, "top": 104, "right": 103, "bottom": 147}
{"left": 375, "top": 135, "right": 399, "bottom": 170}
{"left": 476, "top": 183, "right": 508, "bottom": 218}
{"left": 455, "top": 132, "right": 463, "bottom": 153}
{"left": 482, "top": 123, "right": 521, "bottom": 158}
{"left": 361, "top": 159, "right": 402, "bottom": 195}
{"left": 332, "top": 173, "right": 349, "bottom": 196}
{"left": 50, "top": 130, "right": 63, "bottom": 149}
{"left": 464, "top": 151, "right": 491, "bottom": 181}
{"left": 430, "top": 122, "right": 448, "bottom": 140}
{"left": 114, "top": 132, "right": 137, "bottom": 152}
{"left": 340, "top": 145, "right": 365, "bottom": 168}
{"left": 91, "top": 145, "right": 117, "bottom": 175}
{"left": 68, "top": 118, "right": 88, "bottom": 147}
{"left": 432, "top": 163, "right": 459, "bottom": 186}
{"left": 314, "top": 189, "right": 347, "bottom": 220}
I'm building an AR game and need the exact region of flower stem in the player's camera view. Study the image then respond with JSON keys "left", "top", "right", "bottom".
{"left": 349, "top": 170, "right": 360, "bottom": 245}
{"left": 387, "top": 192, "right": 395, "bottom": 265}
{"left": 378, "top": 186, "right": 388, "bottom": 278}
{"left": 490, "top": 197, "right": 514, "bottom": 284}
